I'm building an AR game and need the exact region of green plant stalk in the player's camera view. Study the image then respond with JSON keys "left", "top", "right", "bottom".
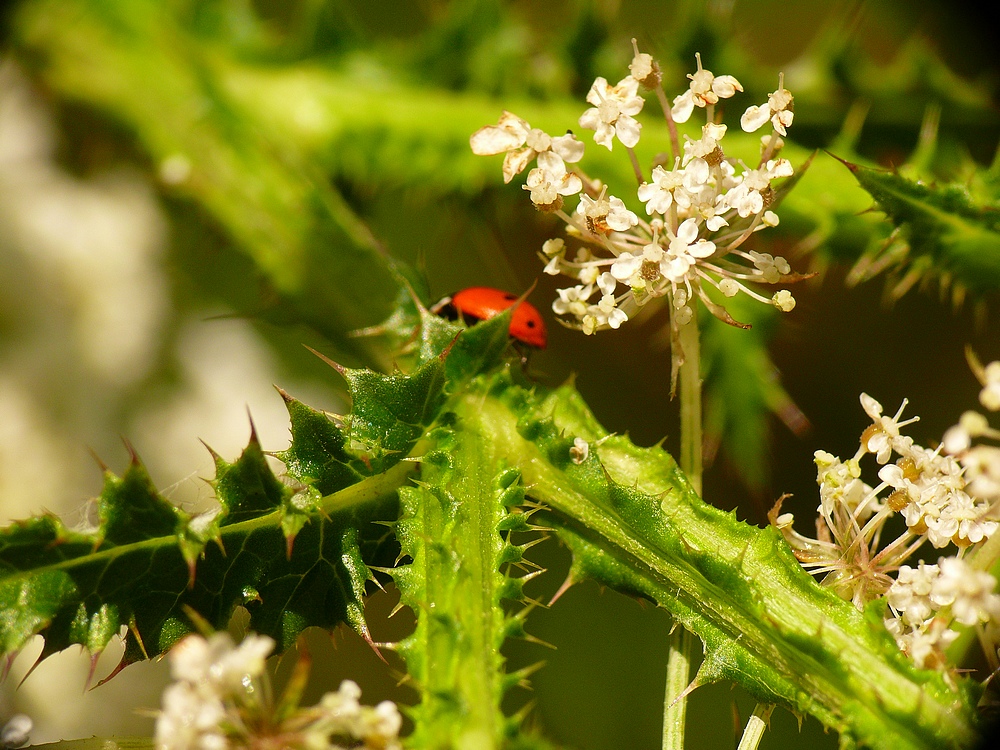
{"left": 393, "top": 425, "right": 517, "bottom": 749}
{"left": 679, "top": 313, "right": 704, "bottom": 499}
{"left": 662, "top": 627, "right": 693, "bottom": 750}
{"left": 454, "top": 374, "right": 977, "bottom": 750}
{"left": 736, "top": 704, "right": 775, "bottom": 750}
{"left": 664, "top": 312, "right": 703, "bottom": 750}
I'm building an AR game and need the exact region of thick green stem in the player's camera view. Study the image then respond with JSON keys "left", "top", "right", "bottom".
{"left": 664, "top": 312, "right": 702, "bottom": 750}
{"left": 393, "top": 423, "right": 513, "bottom": 748}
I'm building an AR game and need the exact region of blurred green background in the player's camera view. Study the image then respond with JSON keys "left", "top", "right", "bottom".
{"left": 0, "top": 0, "right": 998, "bottom": 747}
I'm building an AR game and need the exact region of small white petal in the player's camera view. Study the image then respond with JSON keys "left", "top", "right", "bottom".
{"left": 559, "top": 173, "right": 584, "bottom": 196}
{"left": 578, "top": 107, "right": 602, "bottom": 131}
{"left": 597, "top": 272, "right": 617, "bottom": 296}
{"left": 470, "top": 126, "right": 524, "bottom": 156}
{"left": 706, "top": 215, "right": 728, "bottom": 231}
{"left": 689, "top": 239, "right": 716, "bottom": 259}
{"left": 615, "top": 115, "right": 642, "bottom": 148}
{"left": 611, "top": 252, "right": 642, "bottom": 280}
{"left": 676, "top": 218, "right": 700, "bottom": 244}
{"left": 741, "top": 104, "right": 771, "bottom": 132}
{"left": 671, "top": 90, "right": 695, "bottom": 123}
{"left": 502, "top": 147, "right": 534, "bottom": 183}
{"left": 712, "top": 75, "right": 743, "bottom": 98}
{"left": 607, "top": 308, "right": 628, "bottom": 328}
{"left": 552, "top": 134, "right": 585, "bottom": 163}
{"left": 593, "top": 122, "right": 616, "bottom": 150}
{"left": 585, "top": 77, "right": 611, "bottom": 107}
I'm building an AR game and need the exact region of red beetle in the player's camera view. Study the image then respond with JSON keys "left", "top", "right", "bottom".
{"left": 433, "top": 287, "right": 547, "bottom": 349}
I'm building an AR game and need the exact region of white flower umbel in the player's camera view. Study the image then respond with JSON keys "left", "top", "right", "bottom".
{"left": 472, "top": 45, "right": 805, "bottom": 390}
{"left": 885, "top": 557, "right": 1000, "bottom": 669}
{"left": 773, "top": 381, "right": 1000, "bottom": 671}
{"left": 305, "top": 680, "right": 404, "bottom": 750}
{"left": 170, "top": 631, "right": 274, "bottom": 694}
{"left": 155, "top": 633, "right": 403, "bottom": 750}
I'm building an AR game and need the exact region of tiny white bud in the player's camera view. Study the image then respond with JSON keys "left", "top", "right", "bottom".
{"left": 719, "top": 278, "right": 739, "bottom": 297}
{"left": 542, "top": 238, "right": 565, "bottom": 257}
{"left": 771, "top": 290, "right": 796, "bottom": 312}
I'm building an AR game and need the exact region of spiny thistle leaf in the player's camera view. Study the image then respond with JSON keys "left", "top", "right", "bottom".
{"left": 0, "top": 297, "right": 523, "bottom": 679}
{"left": 338, "top": 356, "right": 448, "bottom": 474}
{"left": 273, "top": 390, "right": 366, "bottom": 494}
{"left": 458, "top": 371, "right": 979, "bottom": 750}
{"left": 0, "top": 432, "right": 410, "bottom": 677}
{"left": 839, "top": 158, "right": 1000, "bottom": 296}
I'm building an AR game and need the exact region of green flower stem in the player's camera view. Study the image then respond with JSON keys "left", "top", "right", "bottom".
{"left": 662, "top": 627, "right": 692, "bottom": 750}
{"left": 460, "top": 376, "right": 977, "bottom": 750}
{"left": 664, "top": 312, "right": 703, "bottom": 750}
{"left": 736, "top": 704, "right": 775, "bottom": 750}
{"left": 679, "top": 312, "right": 703, "bottom": 498}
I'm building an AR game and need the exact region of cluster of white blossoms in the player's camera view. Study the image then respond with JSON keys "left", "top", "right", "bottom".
{"left": 771, "top": 351, "right": 1000, "bottom": 672}
{"left": 471, "top": 43, "right": 804, "bottom": 374}
{"left": 155, "top": 633, "right": 402, "bottom": 750}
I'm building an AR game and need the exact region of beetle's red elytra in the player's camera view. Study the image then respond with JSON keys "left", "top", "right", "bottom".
{"left": 434, "top": 287, "right": 547, "bottom": 348}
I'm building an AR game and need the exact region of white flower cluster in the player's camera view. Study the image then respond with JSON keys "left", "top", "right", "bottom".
{"left": 772, "top": 358, "right": 1000, "bottom": 672}
{"left": 155, "top": 633, "right": 402, "bottom": 750}
{"left": 885, "top": 558, "right": 1000, "bottom": 669}
{"left": 470, "top": 43, "right": 803, "bottom": 361}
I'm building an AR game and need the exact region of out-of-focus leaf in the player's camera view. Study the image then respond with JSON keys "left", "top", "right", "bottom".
{"left": 839, "top": 157, "right": 1000, "bottom": 299}
{"left": 701, "top": 295, "right": 801, "bottom": 493}
{"left": 12, "top": 0, "right": 406, "bottom": 370}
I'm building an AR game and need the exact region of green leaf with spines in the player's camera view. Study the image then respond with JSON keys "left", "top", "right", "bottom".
{"left": 338, "top": 356, "right": 448, "bottom": 474}
{"left": 841, "top": 158, "right": 1000, "bottom": 295}
{"left": 0, "top": 294, "right": 522, "bottom": 685}
{"left": 211, "top": 429, "right": 291, "bottom": 523}
{"left": 0, "top": 284, "right": 987, "bottom": 747}
{"left": 273, "top": 389, "right": 366, "bottom": 495}
{"left": 456, "top": 370, "right": 980, "bottom": 750}
{"left": 0, "top": 436, "right": 413, "bottom": 673}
